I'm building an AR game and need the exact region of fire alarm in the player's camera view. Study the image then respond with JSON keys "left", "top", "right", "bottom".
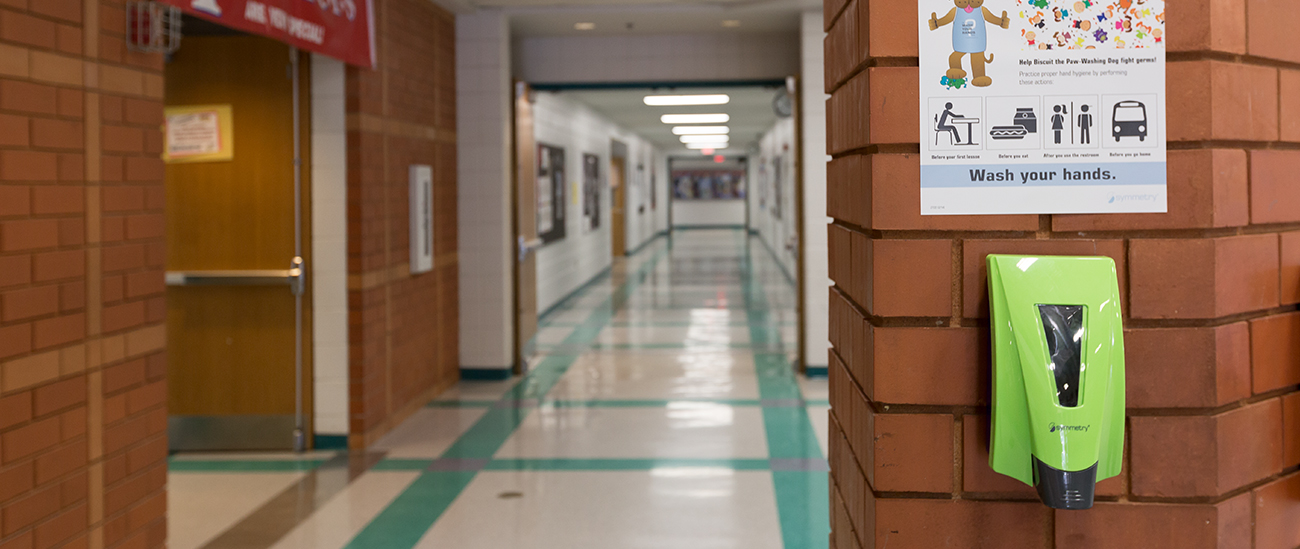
{"left": 126, "top": 2, "right": 182, "bottom": 55}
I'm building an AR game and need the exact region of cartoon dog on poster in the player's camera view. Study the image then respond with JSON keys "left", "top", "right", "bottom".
{"left": 929, "top": 0, "right": 1011, "bottom": 87}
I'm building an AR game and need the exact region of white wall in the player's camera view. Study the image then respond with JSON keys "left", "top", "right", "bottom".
{"left": 672, "top": 201, "right": 747, "bottom": 227}
{"left": 800, "top": 10, "right": 831, "bottom": 370}
{"left": 748, "top": 116, "right": 799, "bottom": 279}
{"left": 624, "top": 144, "right": 670, "bottom": 253}
{"left": 311, "top": 55, "right": 348, "bottom": 436}
{"left": 532, "top": 92, "right": 667, "bottom": 313}
{"left": 514, "top": 32, "right": 800, "bottom": 84}
{"left": 456, "top": 11, "right": 515, "bottom": 371}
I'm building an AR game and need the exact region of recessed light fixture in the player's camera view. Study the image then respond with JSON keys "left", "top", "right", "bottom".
{"left": 722, "top": 20, "right": 741, "bottom": 27}
{"left": 661, "top": 113, "right": 729, "bottom": 124}
{"left": 575, "top": 22, "right": 595, "bottom": 30}
{"left": 680, "top": 134, "right": 730, "bottom": 143}
{"left": 672, "top": 126, "right": 730, "bottom": 135}
{"left": 686, "top": 142, "right": 728, "bottom": 149}
{"left": 643, "top": 94, "right": 729, "bottom": 106}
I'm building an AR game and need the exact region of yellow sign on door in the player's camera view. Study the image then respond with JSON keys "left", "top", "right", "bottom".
{"left": 164, "top": 104, "right": 234, "bottom": 163}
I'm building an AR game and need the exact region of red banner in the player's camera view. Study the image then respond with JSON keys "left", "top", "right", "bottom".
{"left": 162, "top": 0, "right": 375, "bottom": 68}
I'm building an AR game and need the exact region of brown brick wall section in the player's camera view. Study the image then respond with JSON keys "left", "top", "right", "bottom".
{"left": 345, "top": 0, "right": 459, "bottom": 448}
{"left": 0, "top": 1, "right": 167, "bottom": 549}
{"left": 824, "top": 0, "right": 1300, "bottom": 546}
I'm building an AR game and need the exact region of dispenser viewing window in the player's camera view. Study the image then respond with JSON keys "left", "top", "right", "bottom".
{"left": 986, "top": 255, "right": 1125, "bottom": 510}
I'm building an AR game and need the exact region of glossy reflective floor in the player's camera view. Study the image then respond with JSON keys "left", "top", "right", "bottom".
{"left": 168, "top": 229, "right": 830, "bottom": 549}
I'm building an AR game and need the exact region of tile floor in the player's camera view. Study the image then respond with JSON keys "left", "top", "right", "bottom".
{"left": 168, "top": 229, "right": 830, "bottom": 549}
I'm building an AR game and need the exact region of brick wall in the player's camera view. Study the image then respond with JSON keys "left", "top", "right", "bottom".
{"left": 345, "top": 0, "right": 459, "bottom": 448}
{"left": 824, "top": 0, "right": 1300, "bottom": 547}
{"left": 0, "top": 1, "right": 168, "bottom": 549}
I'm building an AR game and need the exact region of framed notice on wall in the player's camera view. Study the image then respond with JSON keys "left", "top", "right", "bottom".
{"left": 582, "top": 153, "right": 601, "bottom": 232}
{"left": 537, "top": 144, "right": 566, "bottom": 244}
{"left": 409, "top": 165, "right": 434, "bottom": 274}
{"left": 164, "top": 105, "right": 234, "bottom": 163}
{"left": 672, "top": 170, "right": 746, "bottom": 201}
{"left": 917, "top": 0, "right": 1167, "bottom": 215}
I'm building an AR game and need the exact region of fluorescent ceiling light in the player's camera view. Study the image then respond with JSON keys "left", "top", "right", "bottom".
{"left": 672, "top": 126, "right": 729, "bottom": 135}
{"left": 661, "top": 113, "right": 729, "bottom": 124}
{"left": 686, "top": 142, "right": 729, "bottom": 149}
{"left": 680, "top": 134, "right": 729, "bottom": 143}
{"left": 575, "top": 22, "right": 595, "bottom": 30}
{"left": 643, "top": 94, "right": 729, "bottom": 106}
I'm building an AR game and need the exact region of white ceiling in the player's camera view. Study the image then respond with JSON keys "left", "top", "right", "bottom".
{"left": 506, "top": 5, "right": 803, "bottom": 36}
{"left": 553, "top": 85, "right": 785, "bottom": 156}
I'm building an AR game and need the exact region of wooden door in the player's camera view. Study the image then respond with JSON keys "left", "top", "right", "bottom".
{"left": 513, "top": 83, "right": 538, "bottom": 372}
{"left": 164, "top": 36, "right": 312, "bottom": 450}
{"left": 610, "top": 157, "right": 626, "bottom": 257}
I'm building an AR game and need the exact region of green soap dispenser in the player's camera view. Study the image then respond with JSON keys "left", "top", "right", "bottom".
{"left": 986, "top": 255, "right": 1125, "bottom": 510}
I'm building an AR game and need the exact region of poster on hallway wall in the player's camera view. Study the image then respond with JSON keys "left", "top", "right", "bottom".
{"left": 650, "top": 165, "right": 657, "bottom": 210}
{"left": 583, "top": 153, "right": 602, "bottom": 232}
{"left": 771, "top": 156, "right": 783, "bottom": 220}
{"left": 917, "top": 0, "right": 1167, "bottom": 215}
{"left": 672, "top": 170, "right": 746, "bottom": 200}
{"left": 537, "top": 144, "right": 566, "bottom": 244}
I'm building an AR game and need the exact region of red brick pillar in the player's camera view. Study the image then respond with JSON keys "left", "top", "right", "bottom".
{"left": 824, "top": 0, "right": 1300, "bottom": 546}
{"left": 0, "top": 1, "right": 168, "bottom": 548}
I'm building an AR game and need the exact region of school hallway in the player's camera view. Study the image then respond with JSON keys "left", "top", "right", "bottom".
{"left": 166, "top": 229, "right": 830, "bottom": 549}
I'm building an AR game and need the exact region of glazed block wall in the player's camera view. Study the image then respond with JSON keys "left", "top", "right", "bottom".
{"left": 0, "top": 1, "right": 168, "bottom": 548}
{"left": 345, "top": 0, "right": 460, "bottom": 448}
{"left": 823, "top": 0, "right": 1300, "bottom": 546}
{"left": 748, "top": 116, "right": 799, "bottom": 280}
{"left": 532, "top": 92, "right": 666, "bottom": 314}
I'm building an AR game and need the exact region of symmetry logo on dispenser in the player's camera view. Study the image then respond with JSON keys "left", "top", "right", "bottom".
{"left": 163, "top": 0, "right": 377, "bottom": 67}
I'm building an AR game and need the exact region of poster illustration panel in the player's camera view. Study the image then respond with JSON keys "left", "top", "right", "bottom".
{"left": 537, "top": 143, "right": 566, "bottom": 244}
{"left": 918, "top": 0, "right": 1167, "bottom": 214}
{"left": 583, "top": 153, "right": 601, "bottom": 232}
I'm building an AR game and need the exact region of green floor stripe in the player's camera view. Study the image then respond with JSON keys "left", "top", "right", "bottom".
{"left": 342, "top": 247, "right": 668, "bottom": 549}
{"left": 544, "top": 399, "right": 766, "bottom": 408}
{"left": 587, "top": 342, "right": 756, "bottom": 350}
{"left": 430, "top": 398, "right": 823, "bottom": 409}
{"left": 370, "top": 459, "right": 436, "bottom": 471}
{"left": 484, "top": 458, "right": 772, "bottom": 471}
{"left": 742, "top": 238, "right": 830, "bottom": 549}
{"left": 426, "top": 400, "right": 496, "bottom": 408}
{"left": 345, "top": 471, "right": 477, "bottom": 547}
{"left": 773, "top": 471, "right": 832, "bottom": 549}
{"left": 764, "top": 407, "right": 825, "bottom": 460}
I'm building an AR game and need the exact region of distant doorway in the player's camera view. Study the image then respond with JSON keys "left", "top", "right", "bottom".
{"left": 610, "top": 153, "right": 627, "bottom": 257}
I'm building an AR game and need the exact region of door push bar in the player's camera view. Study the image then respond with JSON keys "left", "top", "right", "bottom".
{"left": 517, "top": 236, "right": 544, "bottom": 262}
{"left": 166, "top": 256, "right": 306, "bottom": 296}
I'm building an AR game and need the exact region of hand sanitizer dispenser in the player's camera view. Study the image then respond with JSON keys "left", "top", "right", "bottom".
{"left": 986, "top": 255, "right": 1125, "bottom": 510}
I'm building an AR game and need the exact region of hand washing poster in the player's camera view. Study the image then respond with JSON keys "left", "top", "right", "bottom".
{"left": 918, "top": 0, "right": 1167, "bottom": 215}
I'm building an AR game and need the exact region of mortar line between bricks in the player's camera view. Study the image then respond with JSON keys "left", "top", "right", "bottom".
{"left": 1124, "top": 465, "right": 1300, "bottom": 506}
{"left": 1166, "top": 50, "right": 1300, "bottom": 72}
{"left": 829, "top": 218, "right": 1300, "bottom": 241}
{"left": 824, "top": 0, "right": 850, "bottom": 36}
{"left": 1124, "top": 384, "right": 1300, "bottom": 417}
{"left": 827, "top": 58, "right": 922, "bottom": 93}
{"left": 1166, "top": 140, "right": 1300, "bottom": 151}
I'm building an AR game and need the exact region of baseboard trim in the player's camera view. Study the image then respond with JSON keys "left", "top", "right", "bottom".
{"left": 459, "top": 368, "right": 513, "bottom": 381}
{"left": 672, "top": 224, "right": 746, "bottom": 230}
{"left": 313, "top": 434, "right": 349, "bottom": 450}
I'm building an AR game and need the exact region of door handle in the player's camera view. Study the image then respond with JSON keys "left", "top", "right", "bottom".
{"left": 288, "top": 256, "right": 305, "bottom": 296}
{"left": 517, "top": 236, "right": 543, "bottom": 262}
{"left": 166, "top": 256, "right": 307, "bottom": 294}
